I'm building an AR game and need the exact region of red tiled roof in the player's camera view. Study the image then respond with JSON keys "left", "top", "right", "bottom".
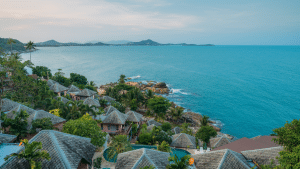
{"left": 212, "top": 136, "right": 279, "bottom": 153}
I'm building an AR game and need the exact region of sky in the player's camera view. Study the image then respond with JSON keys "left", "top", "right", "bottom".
{"left": 1, "top": 0, "right": 299, "bottom": 45}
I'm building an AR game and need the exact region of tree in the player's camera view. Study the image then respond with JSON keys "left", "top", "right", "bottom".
{"left": 181, "top": 123, "right": 193, "bottom": 136}
{"left": 162, "top": 122, "right": 172, "bottom": 132}
{"left": 118, "top": 74, "right": 126, "bottom": 84}
{"left": 4, "top": 139, "right": 51, "bottom": 169}
{"left": 32, "top": 66, "right": 52, "bottom": 78}
{"left": 9, "top": 110, "right": 29, "bottom": 142}
{"left": 93, "top": 157, "right": 102, "bottom": 169}
{"left": 139, "top": 166, "right": 155, "bottom": 169}
{"left": 195, "top": 125, "right": 217, "bottom": 147}
{"left": 107, "top": 135, "right": 132, "bottom": 161}
{"left": 70, "top": 73, "right": 87, "bottom": 85}
{"left": 7, "top": 38, "right": 16, "bottom": 54}
{"left": 132, "top": 123, "right": 138, "bottom": 136}
{"left": 62, "top": 113, "right": 107, "bottom": 147}
{"left": 272, "top": 119, "right": 300, "bottom": 168}
{"left": 200, "top": 115, "right": 209, "bottom": 126}
{"left": 166, "top": 155, "right": 191, "bottom": 169}
{"left": 99, "top": 99, "right": 108, "bottom": 108}
{"left": 25, "top": 41, "right": 35, "bottom": 62}
{"left": 151, "top": 126, "right": 172, "bottom": 144}
{"left": 157, "top": 141, "right": 171, "bottom": 152}
{"left": 170, "top": 106, "right": 184, "bottom": 122}
{"left": 0, "top": 112, "right": 12, "bottom": 133}
{"left": 31, "top": 118, "right": 53, "bottom": 133}
{"left": 147, "top": 97, "right": 171, "bottom": 120}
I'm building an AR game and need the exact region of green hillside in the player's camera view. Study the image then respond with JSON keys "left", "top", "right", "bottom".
{"left": 0, "top": 38, "right": 26, "bottom": 52}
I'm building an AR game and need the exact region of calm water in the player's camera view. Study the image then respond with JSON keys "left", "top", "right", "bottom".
{"left": 21, "top": 45, "right": 300, "bottom": 138}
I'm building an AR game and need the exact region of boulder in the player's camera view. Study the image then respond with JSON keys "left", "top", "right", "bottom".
{"left": 146, "top": 82, "right": 154, "bottom": 87}
{"left": 154, "top": 82, "right": 167, "bottom": 88}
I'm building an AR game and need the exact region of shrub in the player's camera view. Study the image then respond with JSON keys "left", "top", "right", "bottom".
{"left": 31, "top": 118, "right": 53, "bottom": 133}
{"left": 161, "top": 122, "right": 172, "bottom": 132}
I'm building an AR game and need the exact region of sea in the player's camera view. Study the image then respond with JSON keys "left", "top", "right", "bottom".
{"left": 21, "top": 45, "right": 300, "bottom": 139}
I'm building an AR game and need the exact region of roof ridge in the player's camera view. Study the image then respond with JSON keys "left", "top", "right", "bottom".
{"left": 214, "top": 136, "right": 229, "bottom": 147}
{"left": 217, "top": 149, "right": 229, "bottom": 169}
{"left": 241, "top": 146, "right": 283, "bottom": 153}
{"left": 172, "top": 133, "right": 183, "bottom": 143}
{"left": 184, "top": 133, "right": 194, "bottom": 146}
{"left": 228, "top": 150, "right": 251, "bottom": 168}
{"left": 49, "top": 132, "right": 71, "bottom": 169}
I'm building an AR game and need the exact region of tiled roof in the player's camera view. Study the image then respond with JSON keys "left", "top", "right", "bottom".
{"left": 102, "top": 110, "right": 129, "bottom": 125}
{"left": 192, "top": 149, "right": 251, "bottom": 169}
{"left": 172, "top": 127, "right": 182, "bottom": 134}
{"left": 147, "top": 124, "right": 156, "bottom": 131}
{"left": 147, "top": 120, "right": 162, "bottom": 126}
{"left": 83, "top": 97, "right": 100, "bottom": 107}
{"left": 1, "top": 98, "right": 20, "bottom": 112}
{"left": 49, "top": 83, "right": 69, "bottom": 93}
{"left": 210, "top": 136, "right": 232, "bottom": 148}
{"left": 241, "top": 146, "right": 283, "bottom": 166}
{"left": 104, "top": 106, "right": 118, "bottom": 115}
{"left": 126, "top": 111, "right": 143, "bottom": 123}
{"left": 171, "top": 133, "right": 196, "bottom": 149}
{"left": 32, "top": 110, "right": 66, "bottom": 125}
{"left": 0, "top": 130, "right": 96, "bottom": 169}
{"left": 0, "top": 134, "right": 17, "bottom": 144}
{"left": 67, "top": 85, "right": 81, "bottom": 94}
{"left": 115, "top": 148, "right": 170, "bottom": 169}
{"left": 213, "top": 137, "right": 280, "bottom": 153}
{"left": 54, "top": 96, "right": 71, "bottom": 104}
{"left": 76, "top": 89, "right": 97, "bottom": 97}
{"left": 100, "top": 96, "right": 116, "bottom": 102}
{"left": 251, "top": 136, "right": 280, "bottom": 148}
{"left": 5, "top": 104, "right": 36, "bottom": 120}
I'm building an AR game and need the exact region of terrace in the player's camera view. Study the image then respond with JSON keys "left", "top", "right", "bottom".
{"left": 0, "top": 143, "right": 22, "bottom": 167}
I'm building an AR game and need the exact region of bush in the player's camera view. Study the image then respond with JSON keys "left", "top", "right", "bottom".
{"left": 161, "top": 122, "right": 172, "bottom": 132}
{"left": 31, "top": 118, "right": 53, "bottom": 133}
{"left": 70, "top": 73, "right": 87, "bottom": 85}
{"left": 157, "top": 141, "right": 171, "bottom": 152}
{"left": 93, "top": 157, "right": 102, "bottom": 169}
{"left": 32, "top": 66, "right": 52, "bottom": 78}
{"left": 138, "top": 132, "right": 153, "bottom": 145}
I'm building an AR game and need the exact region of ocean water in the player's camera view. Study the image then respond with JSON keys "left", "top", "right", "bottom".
{"left": 21, "top": 45, "right": 300, "bottom": 138}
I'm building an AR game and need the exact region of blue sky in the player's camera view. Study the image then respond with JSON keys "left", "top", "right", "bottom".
{"left": 1, "top": 0, "right": 299, "bottom": 45}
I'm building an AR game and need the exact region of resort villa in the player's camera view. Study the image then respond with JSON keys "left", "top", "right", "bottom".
{"left": 101, "top": 110, "right": 129, "bottom": 134}
{"left": 171, "top": 133, "right": 197, "bottom": 149}
{"left": 75, "top": 88, "right": 97, "bottom": 100}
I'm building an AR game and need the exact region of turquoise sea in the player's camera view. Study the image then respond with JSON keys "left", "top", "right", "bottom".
{"left": 21, "top": 45, "right": 300, "bottom": 138}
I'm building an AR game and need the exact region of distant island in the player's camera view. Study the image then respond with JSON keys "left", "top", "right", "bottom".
{"left": 34, "top": 39, "right": 214, "bottom": 47}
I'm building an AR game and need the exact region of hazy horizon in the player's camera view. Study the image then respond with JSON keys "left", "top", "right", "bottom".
{"left": 1, "top": 0, "right": 299, "bottom": 45}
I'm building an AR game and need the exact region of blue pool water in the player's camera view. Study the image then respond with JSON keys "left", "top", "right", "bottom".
{"left": 0, "top": 143, "right": 22, "bottom": 166}
{"left": 21, "top": 45, "right": 300, "bottom": 138}
{"left": 103, "top": 145, "right": 190, "bottom": 163}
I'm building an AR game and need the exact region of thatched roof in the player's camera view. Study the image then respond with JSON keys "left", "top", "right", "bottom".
{"left": 5, "top": 104, "right": 36, "bottom": 120}
{"left": 171, "top": 133, "right": 196, "bottom": 149}
{"left": 115, "top": 148, "right": 170, "bottom": 169}
{"left": 241, "top": 146, "right": 283, "bottom": 166}
{"left": 172, "top": 127, "right": 182, "bottom": 134}
{"left": 1, "top": 130, "right": 96, "bottom": 169}
{"left": 0, "top": 98, "right": 20, "bottom": 112}
{"left": 104, "top": 106, "right": 118, "bottom": 115}
{"left": 147, "top": 119, "right": 162, "bottom": 126}
{"left": 126, "top": 111, "right": 143, "bottom": 123}
{"left": 102, "top": 110, "right": 128, "bottom": 125}
{"left": 0, "top": 133, "right": 17, "bottom": 144}
{"left": 67, "top": 85, "right": 81, "bottom": 94}
{"left": 54, "top": 96, "right": 71, "bottom": 104}
{"left": 76, "top": 89, "right": 97, "bottom": 97}
{"left": 210, "top": 136, "right": 232, "bottom": 148}
{"left": 147, "top": 124, "right": 156, "bottom": 131}
{"left": 100, "top": 96, "right": 116, "bottom": 102}
{"left": 49, "top": 83, "right": 69, "bottom": 93}
{"left": 47, "top": 79, "right": 57, "bottom": 87}
{"left": 192, "top": 149, "right": 251, "bottom": 169}
{"left": 31, "top": 110, "right": 66, "bottom": 125}
{"left": 83, "top": 97, "right": 100, "bottom": 107}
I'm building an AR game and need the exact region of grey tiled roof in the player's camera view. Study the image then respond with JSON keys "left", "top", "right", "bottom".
{"left": 100, "top": 96, "right": 116, "bottom": 102}
{"left": 126, "top": 111, "right": 143, "bottom": 123}
{"left": 83, "top": 97, "right": 100, "bottom": 107}
{"left": 49, "top": 83, "right": 69, "bottom": 93}
{"left": 171, "top": 133, "right": 196, "bottom": 149}
{"left": 210, "top": 136, "right": 232, "bottom": 148}
{"left": 47, "top": 79, "right": 57, "bottom": 87}
{"left": 241, "top": 146, "right": 283, "bottom": 166}
{"left": 54, "top": 96, "right": 71, "bottom": 104}
{"left": 172, "top": 127, "right": 182, "bottom": 134}
{"left": 147, "top": 120, "right": 162, "bottom": 126}
{"left": 0, "top": 130, "right": 96, "bottom": 169}
{"left": 115, "top": 148, "right": 170, "bottom": 169}
{"left": 147, "top": 124, "right": 156, "bottom": 131}
{"left": 102, "top": 110, "right": 128, "bottom": 124}
{"left": 33, "top": 110, "right": 66, "bottom": 125}
{"left": 76, "top": 89, "right": 97, "bottom": 97}
{"left": 0, "top": 98, "right": 20, "bottom": 112}
{"left": 0, "top": 133, "right": 17, "bottom": 144}
{"left": 191, "top": 149, "right": 251, "bottom": 169}
{"left": 104, "top": 106, "right": 118, "bottom": 115}
{"left": 5, "top": 104, "right": 36, "bottom": 119}
{"left": 67, "top": 85, "right": 81, "bottom": 94}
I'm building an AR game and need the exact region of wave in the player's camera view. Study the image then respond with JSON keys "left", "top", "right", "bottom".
{"left": 170, "top": 88, "right": 189, "bottom": 95}
{"left": 211, "top": 120, "right": 224, "bottom": 128}
{"left": 128, "top": 75, "right": 141, "bottom": 79}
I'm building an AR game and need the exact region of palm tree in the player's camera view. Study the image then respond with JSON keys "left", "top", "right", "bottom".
{"left": 170, "top": 106, "right": 184, "bottom": 123}
{"left": 107, "top": 135, "right": 132, "bottom": 162}
{"left": 200, "top": 115, "right": 209, "bottom": 126}
{"left": 25, "top": 41, "right": 35, "bottom": 62}
{"left": 166, "top": 155, "right": 191, "bottom": 169}
{"left": 7, "top": 38, "right": 16, "bottom": 54}
{"left": 4, "top": 139, "right": 51, "bottom": 169}
{"left": 89, "top": 81, "right": 96, "bottom": 87}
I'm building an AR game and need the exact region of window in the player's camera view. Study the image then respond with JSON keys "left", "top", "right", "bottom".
{"left": 101, "top": 124, "right": 103, "bottom": 130}
{"left": 108, "top": 124, "right": 110, "bottom": 130}
{"left": 116, "top": 125, "right": 119, "bottom": 131}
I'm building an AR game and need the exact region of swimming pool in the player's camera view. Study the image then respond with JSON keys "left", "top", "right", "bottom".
{"left": 0, "top": 143, "right": 22, "bottom": 166}
{"left": 103, "top": 144, "right": 190, "bottom": 163}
